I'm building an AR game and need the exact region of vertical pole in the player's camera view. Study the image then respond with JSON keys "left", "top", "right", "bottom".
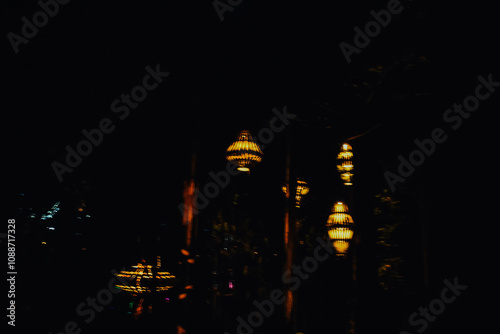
{"left": 348, "top": 185, "right": 357, "bottom": 334}
{"left": 284, "top": 127, "right": 297, "bottom": 333}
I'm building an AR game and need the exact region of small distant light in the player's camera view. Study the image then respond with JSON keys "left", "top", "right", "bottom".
{"left": 253, "top": 251, "right": 258, "bottom": 254}
{"left": 41, "top": 241, "right": 47, "bottom": 245}
{"left": 228, "top": 281, "right": 234, "bottom": 289}
{"left": 47, "top": 227, "right": 55, "bottom": 230}
{"left": 85, "top": 214, "right": 91, "bottom": 218}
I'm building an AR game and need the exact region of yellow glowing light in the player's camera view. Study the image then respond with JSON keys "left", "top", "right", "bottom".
{"left": 114, "top": 257, "right": 177, "bottom": 294}
{"left": 226, "top": 130, "right": 263, "bottom": 173}
{"left": 282, "top": 178, "right": 310, "bottom": 208}
{"left": 328, "top": 227, "right": 353, "bottom": 240}
{"left": 326, "top": 201, "right": 354, "bottom": 256}
{"left": 337, "top": 142, "right": 353, "bottom": 186}
{"left": 333, "top": 240, "right": 350, "bottom": 255}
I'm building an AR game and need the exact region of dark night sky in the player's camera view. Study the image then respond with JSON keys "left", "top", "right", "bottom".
{"left": 2, "top": 0, "right": 499, "bottom": 332}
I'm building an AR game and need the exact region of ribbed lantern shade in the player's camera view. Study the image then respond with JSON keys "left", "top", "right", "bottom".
{"left": 326, "top": 202, "right": 354, "bottom": 256}
{"left": 282, "top": 178, "right": 310, "bottom": 208}
{"left": 337, "top": 143, "right": 353, "bottom": 186}
{"left": 226, "top": 130, "right": 263, "bottom": 172}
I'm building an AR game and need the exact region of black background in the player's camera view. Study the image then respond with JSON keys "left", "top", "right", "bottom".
{"left": 2, "top": 0, "right": 499, "bottom": 333}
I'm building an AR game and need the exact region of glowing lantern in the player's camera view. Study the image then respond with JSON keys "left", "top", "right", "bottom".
{"left": 337, "top": 143, "right": 353, "bottom": 186}
{"left": 326, "top": 202, "right": 354, "bottom": 256}
{"left": 226, "top": 130, "right": 263, "bottom": 172}
{"left": 282, "top": 178, "right": 310, "bottom": 208}
{"left": 114, "top": 257, "right": 177, "bottom": 294}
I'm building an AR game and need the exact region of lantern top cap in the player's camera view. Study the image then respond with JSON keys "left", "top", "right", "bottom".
{"left": 341, "top": 143, "right": 352, "bottom": 151}
{"left": 332, "top": 201, "right": 349, "bottom": 213}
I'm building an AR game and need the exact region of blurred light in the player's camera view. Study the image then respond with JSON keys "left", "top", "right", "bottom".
{"left": 178, "top": 293, "right": 187, "bottom": 300}
{"left": 114, "top": 258, "right": 177, "bottom": 294}
{"left": 180, "top": 249, "right": 190, "bottom": 256}
{"left": 282, "top": 178, "right": 310, "bottom": 208}
{"left": 337, "top": 143, "right": 353, "bottom": 186}
{"left": 226, "top": 130, "right": 263, "bottom": 173}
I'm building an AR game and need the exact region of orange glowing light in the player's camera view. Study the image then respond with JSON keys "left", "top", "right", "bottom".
{"left": 337, "top": 142, "right": 353, "bottom": 186}
{"left": 326, "top": 201, "right": 354, "bottom": 256}
{"left": 226, "top": 130, "right": 263, "bottom": 173}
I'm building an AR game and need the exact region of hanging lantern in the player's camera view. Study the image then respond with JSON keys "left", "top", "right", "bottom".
{"left": 226, "top": 130, "right": 263, "bottom": 172}
{"left": 282, "top": 178, "right": 310, "bottom": 208}
{"left": 114, "top": 257, "right": 177, "bottom": 294}
{"left": 326, "top": 202, "right": 354, "bottom": 256}
{"left": 337, "top": 143, "right": 353, "bottom": 186}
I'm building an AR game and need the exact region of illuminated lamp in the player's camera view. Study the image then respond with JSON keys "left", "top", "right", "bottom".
{"left": 337, "top": 143, "right": 353, "bottom": 186}
{"left": 282, "top": 178, "right": 310, "bottom": 208}
{"left": 226, "top": 130, "right": 263, "bottom": 172}
{"left": 326, "top": 202, "right": 354, "bottom": 256}
{"left": 114, "top": 256, "right": 177, "bottom": 294}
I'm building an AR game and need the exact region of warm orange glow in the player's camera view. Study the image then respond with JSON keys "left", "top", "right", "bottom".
{"left": 333, "top": 240, "right": 350, "bottom": 255}
{"left": 328, "top": 227, "right": 353, "bottom": 240}
{"left": 114, "top": 258, "right": 177, "bottom": 294}
{"left": 182, "top": 179, "right": 195, "bottom": 248}
{"left": 326, "top": 201, "right": 354, "bottom": 256}
{"left": 285, "top": 289, "right": 293, "bottom": 321}
{"left": 178, "top": 293, "right": 187, "bottom": 300}
{"left": 226, "top": 130, "right": 263, "bottom": 173}
{"left": 187, "top": 259, "right": 195, "bottom": 264}
{"left": 337, "top": 142, "right": 353, "bottom": 186}
{"left": 282, "top": 179, "right": 310, "bottom": 208}
{"left": 180, "top": 249, "right": 190, "bottom": 256}
{"left": 185, "top": 285, "right": 194, "bottom": 290}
